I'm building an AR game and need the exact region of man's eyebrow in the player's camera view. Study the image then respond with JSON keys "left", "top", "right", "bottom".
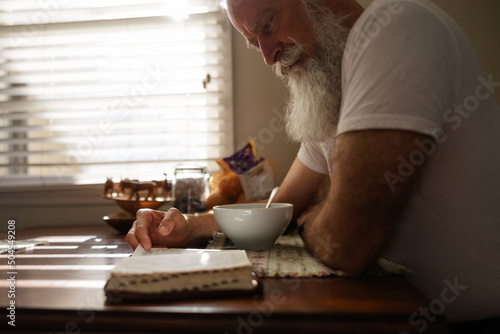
{"left": 252, "top": 7, "right": 273, "bottom": 32}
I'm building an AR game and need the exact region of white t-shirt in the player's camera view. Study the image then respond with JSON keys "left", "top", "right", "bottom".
{"left": 298, "top": 0, "right": 500, "bottom": 323}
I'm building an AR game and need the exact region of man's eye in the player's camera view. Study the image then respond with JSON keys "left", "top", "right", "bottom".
{"left": 264, "top": 20, "right": 272, "bottom": 30}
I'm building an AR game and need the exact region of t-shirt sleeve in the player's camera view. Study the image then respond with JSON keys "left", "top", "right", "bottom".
{"left": 297, "top": 141, "right": 330, "bottom": 175}
{"left": 338, "top": 0, "right": 462, "bottom": 140}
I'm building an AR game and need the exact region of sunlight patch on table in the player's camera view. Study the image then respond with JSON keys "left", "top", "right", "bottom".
{"left": 0, "top": 280, "right": 107, "bottom": 288}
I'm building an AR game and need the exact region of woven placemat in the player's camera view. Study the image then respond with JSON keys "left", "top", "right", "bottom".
{"left": 207, "top": 233, "right": 407, "bottom": 278}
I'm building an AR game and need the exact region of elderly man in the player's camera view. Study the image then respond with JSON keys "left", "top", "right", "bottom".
{"left": 127, "top": 0, "right": 500, "bottom": 329}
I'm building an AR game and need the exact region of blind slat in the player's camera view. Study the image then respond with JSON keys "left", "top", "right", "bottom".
{"left": 0, "top": 132, "right": 228, "bottom": 146}
{"left": 0, "top": 0, "right": 215, "bottom": 11}
{"left": 0, "top": 13, "right": 223, "bottom": 46}
{"left": 0, "top": 55, "right": 223, "bottom": 73}
{"left": 0, "top": 106, "right": 224, "bottom": 121}
{"left": 0, "top": 92, "right": 223, "bottom": 112}
{"left": 0, "top": 79, "right": 226, "bottom": 97}
{"left": 1, "top": 67, "right": 223, "bottom": 83}
{"left": 0, "top": 1, "right": 221, "bottom": 26}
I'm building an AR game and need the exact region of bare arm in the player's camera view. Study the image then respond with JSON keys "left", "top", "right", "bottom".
{"left": 274, "top": 157, "right": 329, "bottom": 222}
{"left": 126, "top": 208, "right": 219, "bottom": 250}
{"left": 299, "top": 130, "right": 430, "bottom": 275}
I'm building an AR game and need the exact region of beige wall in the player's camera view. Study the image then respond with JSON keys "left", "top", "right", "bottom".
{"left": 231, "top": 32, "right": 298, "bottom": 184}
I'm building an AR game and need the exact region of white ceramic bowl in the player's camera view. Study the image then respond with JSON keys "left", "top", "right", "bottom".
{"left": 213, "top": 203, "right": 293, "bottom": 250}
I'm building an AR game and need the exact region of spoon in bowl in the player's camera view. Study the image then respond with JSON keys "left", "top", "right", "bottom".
{"left": 265, "top": 186, "right": 280, "bottom": 208}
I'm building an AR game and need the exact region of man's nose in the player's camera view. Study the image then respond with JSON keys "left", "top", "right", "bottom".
{"left": 259, "top": 36, "right": 283, "bottom": 66}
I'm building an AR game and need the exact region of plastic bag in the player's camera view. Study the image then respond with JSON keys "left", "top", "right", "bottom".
{"left": 206, "top": 140, "right": 275, "bottom": 209}
{"left": 222, "top": 140, "right": 274, "bottom": 202}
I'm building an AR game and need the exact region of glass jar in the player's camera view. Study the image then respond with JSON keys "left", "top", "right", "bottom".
{"left": 173, "top": 165, "right": 209, "bottom": 214}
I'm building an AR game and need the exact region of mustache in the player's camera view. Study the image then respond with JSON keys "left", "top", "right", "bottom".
{"left": 273, "top": 38, "right": 304, "bottom": 77}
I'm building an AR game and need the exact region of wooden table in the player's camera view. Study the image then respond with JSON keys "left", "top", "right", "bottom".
{"left": 0, "top": 225, "right": 448, "bottom": 333}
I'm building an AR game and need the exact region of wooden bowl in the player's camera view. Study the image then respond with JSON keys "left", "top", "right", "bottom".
{"left": 113, "top": 197, "right": 167, "bottom": 215}
{"left": 103, "top": 212, "right": 136, "bottom": 234}
{"left": 102, "top": 195, "right": 171, "bottom": 234}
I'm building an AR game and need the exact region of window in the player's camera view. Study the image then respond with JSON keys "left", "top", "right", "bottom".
{"left": 0, "top": 0, "right": 233, "bottom": 187}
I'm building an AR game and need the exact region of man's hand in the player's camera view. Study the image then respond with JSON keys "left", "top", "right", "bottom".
{"left": 126, "top": 208, "right": 195, "bottom": 250}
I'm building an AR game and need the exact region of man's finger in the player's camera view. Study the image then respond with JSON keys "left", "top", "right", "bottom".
{"left": 134, "top": 209, "right": 155, "bottom": 250}
{"left": 158, "top": 208, "right": 184, "bottom": 236}
{"left": 125, "top": 221, "right": 139, "bottom": 250}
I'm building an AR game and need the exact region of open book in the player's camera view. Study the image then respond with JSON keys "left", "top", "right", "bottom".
{"left": 104, "top": 245, "right": 260, "bottom": 302}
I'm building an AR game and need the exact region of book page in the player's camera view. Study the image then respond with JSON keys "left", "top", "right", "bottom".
{"left": 113, "top": 246, "right": 251, "bottom": 275}
{"left": 132, "top": 244, "right": 222, "bottom": 256}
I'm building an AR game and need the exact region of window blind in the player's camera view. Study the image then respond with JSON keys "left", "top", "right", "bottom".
{"left": 0, "top": 0, "right": 233, "bottom": 187}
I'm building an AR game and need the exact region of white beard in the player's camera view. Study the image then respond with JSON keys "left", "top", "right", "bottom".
{"left": 274, "top": 0, "right": 351, "bottom": 143}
